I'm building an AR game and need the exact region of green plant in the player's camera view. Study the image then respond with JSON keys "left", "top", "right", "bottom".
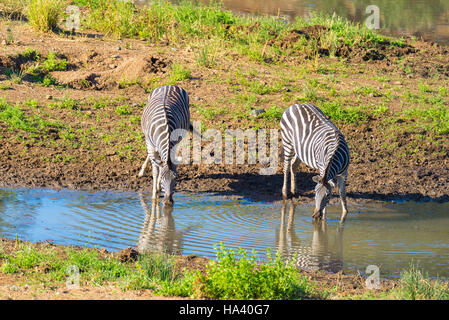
{"left": 42, "top": 51, "right": 67, "bottom": 72}
{"left": 165, "top": 244, "right": 316, "bottom": 300}
{"left": 49, "top": 97, "right": 79, "bottom": 110}
{"left": 403, "top": 105, "right": 449, "bottom": 134}
{"left": 321, "top": 102, "right": 369, "bottom": 124}
{"left": 167, "top": 64, "right": 191, "bottom": 84}
{"left": 0, "top": 99, "right": 61, "bottom": 134}
{"left": 262, "top": 105, "right": 283, "bottom": 121}
{"left": 196, "top": 45, "right": 216, "bottom": 68}
{"left": 27, "top": 0, "right": 66, "bottom": 32}
{"left": 0, "top": 0, "right": 28, "bottom": 18}
{"left": 115, "top": 105, "right": 132, "bottom": 116}
{"left": 394, "top": 263, "right": 449, "bottom": 300}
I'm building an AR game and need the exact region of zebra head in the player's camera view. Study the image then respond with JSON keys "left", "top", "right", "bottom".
{"left": 158, "top": 162, "right": 178, "bottom": 205}
{"left": 312, "top": 176, "right": 335, "bottom": 219}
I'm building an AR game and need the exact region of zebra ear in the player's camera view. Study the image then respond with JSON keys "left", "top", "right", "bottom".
{"left": 328, "top": 180, "right": 336, "bottom": 188}
{"left": 312, "top": 175, "right": 322, "bottom": 184}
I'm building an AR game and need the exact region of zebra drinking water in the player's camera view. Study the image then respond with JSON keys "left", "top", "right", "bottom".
{"left": 139, "top": 85, "right": 190, "bottom": 204}
{"left": 280, "top": 103, "right": 350, "bottom": 223}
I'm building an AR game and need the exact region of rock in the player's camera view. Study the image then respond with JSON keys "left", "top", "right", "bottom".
{"left": 250, "top": 109, "right": 265, "bottom": 117}
{"left": 116, "top": 247, "right": 139, "bottom": 263}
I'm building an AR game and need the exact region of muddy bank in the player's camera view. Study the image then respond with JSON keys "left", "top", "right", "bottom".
{"left": 0, "top": 24, "right": 448, "bottom": 204}
{"left": 1, "top": 132, "right": 448, "bottom": 205}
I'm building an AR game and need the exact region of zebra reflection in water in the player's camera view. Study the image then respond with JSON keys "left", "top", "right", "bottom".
{"left": 136, "top": 192, "right": 183, "bottom": 255}
{"left": 277, "top": 201, "right": 344, "bottom": 273}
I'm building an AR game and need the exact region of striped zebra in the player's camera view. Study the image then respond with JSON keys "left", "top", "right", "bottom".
{"left": 138, "top": 85, "right": 190, "bottom": 204}
{"left": 280, "top": 103, "right": 350, "bottom": 223}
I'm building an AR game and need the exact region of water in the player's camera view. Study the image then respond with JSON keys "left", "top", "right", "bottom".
{"left": 0, "top": 188, "right": 448, "bottom": 279}
{"left": 135, "top": 0, "right": 449, "bottom": 45}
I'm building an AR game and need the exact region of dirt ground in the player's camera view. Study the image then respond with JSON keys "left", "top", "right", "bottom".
{"left": 0, "top": 22, "right": 448, "bottom": 205}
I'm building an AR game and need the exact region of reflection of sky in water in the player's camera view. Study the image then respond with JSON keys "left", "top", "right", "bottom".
{"left": 0, "top": 187, "right": 448, "bottom": 279}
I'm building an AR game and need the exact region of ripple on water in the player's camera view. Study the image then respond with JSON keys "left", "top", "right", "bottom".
{"left": 0, "top": 188, "right": 448, "bottom": 279}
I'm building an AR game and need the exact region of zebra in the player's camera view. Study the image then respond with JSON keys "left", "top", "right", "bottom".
{"left": 280, "top": 103, "right": 350, "bottom": 223}
{"left": 138, "top": 85, "right": 190, "bottom": 204}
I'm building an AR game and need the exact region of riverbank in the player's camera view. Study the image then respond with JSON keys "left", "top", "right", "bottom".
{"left": 2, "top": 237, "right": 448, "bottom": 300}
{"left": 1, "top": 2, "right": 448, "bottom": 204}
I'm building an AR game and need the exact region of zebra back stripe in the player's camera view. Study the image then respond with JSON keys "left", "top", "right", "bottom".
{"left": 142, "top": 85, "right": 190, "bottom": 165}
{"left": 281, "top": 103, "right": 349, "bottom": 182}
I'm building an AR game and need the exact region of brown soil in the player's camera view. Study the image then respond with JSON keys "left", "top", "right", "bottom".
{"left": 0, "top": 23, "right": 448, "bottom": 207}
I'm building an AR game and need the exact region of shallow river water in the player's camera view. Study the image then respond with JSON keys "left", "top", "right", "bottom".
{"left": 0, "top": 188, "right": 448, "bottom": 279}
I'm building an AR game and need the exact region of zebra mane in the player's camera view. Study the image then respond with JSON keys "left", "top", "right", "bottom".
{"left": 322, "top": 129, "right": 341, "bottom": 185}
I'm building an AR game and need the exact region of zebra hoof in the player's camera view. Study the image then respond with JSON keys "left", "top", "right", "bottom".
{"left": 282, "top": 190, "right": 294, "bottom": 200}
{"left": 312, "top": 210, "right": 322, "bottom": 220}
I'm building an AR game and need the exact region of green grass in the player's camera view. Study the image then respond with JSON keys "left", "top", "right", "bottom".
{"left": 41, "top": 51, "right": 67, "bottom": 72}
{"left": 26, "top": 0, "right": 66, "bottom": 32}
{"left": 73, "top": 0, "right": 402, "bottom": 63}
{"left": 321, "top": 101, "right": 369, "bottom": 124}
{"left": 167, "top": 63, "right": 191, "bottom": 85}
{"left": 49, "top": 97, "right": 79, "bottom": 110}
{"left": 115, "top": 104, "right": 132, "bottom": 116}
{"left": 0, "top": 99, "right": 61, "bottom": 134}
{"left": 2, "top": 240, "right": 448, "bottom": 300}
{"left": 0, "top": 82, "right": 13, "bottom": 90}
{"left": 164, "top": 243, "right": 318, "bottom": 300}
{"left": 402, "top": 105, "right": 449, "bottom": 134}
{"left": 261, "top": 105, "right": 283, "bottom": 120}
{"left": 393, "top": 263, "right": 449, "bottom": 300}
{"left": 0, "top": 241, "right": 319, "bottom": 299}
{"left": 0, "top": 240, "right": 179, "bottom": 291}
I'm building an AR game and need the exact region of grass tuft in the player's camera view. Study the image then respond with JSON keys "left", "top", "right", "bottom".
{"left": 394, "top": 263, "right": 449, "bottom": 300}
{"left": 27, "top": 0, "right": 67, "bottom": 32}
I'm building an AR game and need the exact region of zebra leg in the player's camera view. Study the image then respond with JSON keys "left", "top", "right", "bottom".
{"left": 282, "top": 145, "right": 294, "bottom": 199}
{"left": 151, "top": 162, "right": 160, "bottom": 200}
{"left": 138, "top": 154, "right": 151, "bottom": 177}
{"left": 290, "top": 158, "right": 300, "bottom": 197}
{"left": 336, "top": 171, "right": 348, "bottom": 223}
{"left": 282, "top": 158, "right": 291, "bottom": 199}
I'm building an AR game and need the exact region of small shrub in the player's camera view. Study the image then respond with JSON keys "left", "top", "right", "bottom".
{"left": 115, "top": 105, "right": 132, "bottom": 115}
{"left": 395, "top": 263, "right": 449, "bottom": 300}
{"left": 262, "top": 105, "right": 283, "bottom": 120}
{"left": 42, "top": 52, "right": 67, "bottom": 72}
{"left": 321, "top": 102, "right": 369, "bottom": 124}
{"left": 165, "top": 244, "right": 315, "bottom": 300}
{"left": 27, "top": 0, "right": 66, "bottom": 32}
